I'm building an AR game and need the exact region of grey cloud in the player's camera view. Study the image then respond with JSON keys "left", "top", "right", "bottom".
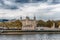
{"left": 0, "top": 0, "right": 60, "bottom": 10}
{"left": 0, "top": 0, "right": 18, "bottom": 10}
{"left": 0, "top": 0, "right": 60, "bottom": 20}
{"left": 15, "top": 0, "right": 60, "bottom": 4}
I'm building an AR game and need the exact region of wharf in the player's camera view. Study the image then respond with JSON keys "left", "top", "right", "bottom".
{"left": 0, "top": 29, "right": 60, "bottom": 34}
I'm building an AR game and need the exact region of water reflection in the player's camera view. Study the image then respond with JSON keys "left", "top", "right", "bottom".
{"left": 0, "top": 34, "right": 60, "bottom": 40}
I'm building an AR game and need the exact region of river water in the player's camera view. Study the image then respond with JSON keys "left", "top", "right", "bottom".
{"left": 0, "top": 34, "right": 60, "bottom": 40}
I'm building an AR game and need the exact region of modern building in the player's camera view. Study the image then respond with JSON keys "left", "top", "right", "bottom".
{"left": 20, "top": 16, "right": 37, "bottom": 30}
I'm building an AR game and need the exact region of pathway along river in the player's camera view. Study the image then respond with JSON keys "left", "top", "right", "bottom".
{"left": 0, "top": 34, "right": 60, "bottom": 40}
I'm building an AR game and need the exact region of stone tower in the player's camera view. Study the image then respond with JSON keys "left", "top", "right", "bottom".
{"left": 26, "top": 16, "right": 29, "bottom": 20}
{"left": 34, "top": 16, "right": 36, "bottom": 20}
{"left": 20, "top": 17, "right": 22, "bottom": 20}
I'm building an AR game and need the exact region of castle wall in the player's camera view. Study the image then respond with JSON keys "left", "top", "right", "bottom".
{"left": 21, "top": 20, "right": 37, "bottom": 30}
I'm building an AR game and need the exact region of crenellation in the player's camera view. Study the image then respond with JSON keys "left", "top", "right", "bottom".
{"left": 21, "top": 16, "right": 36, "bottom": 30}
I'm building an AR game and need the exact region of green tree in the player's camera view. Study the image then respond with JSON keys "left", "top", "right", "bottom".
{"left": 14, "top": 20, "right": 22, "bottom": 27}
{"left": 46, "top": 20, "right": 53, "bottom": 28}
{"left": 55, "top": 21, "right": 60, "bottom": 28}
{"left": 0, "top": 20, "right": 22, "bottom": 29}
{"left": 37, "top": 20, "right": 46, "bottom": 27}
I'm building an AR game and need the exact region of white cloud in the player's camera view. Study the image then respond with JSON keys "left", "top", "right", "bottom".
{"left": 0, "top": 1, "right": 60, "bottom": 20}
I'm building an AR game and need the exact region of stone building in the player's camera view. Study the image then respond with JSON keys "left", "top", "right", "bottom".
{"left": 51, "top": 22, "right": 55, "bottom": 28}
{"left": 20, "top": 16, "right": 37, "bottom": 30}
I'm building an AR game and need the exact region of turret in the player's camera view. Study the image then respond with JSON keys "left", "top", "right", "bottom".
{"left": 34, "top": 16, "right": 36, "bottom": 20}
{"left": 20, "top": 17, "right": 22, "bottom": 20}
{"left": 26, "top": 16, "right": 30, "bottom": 20}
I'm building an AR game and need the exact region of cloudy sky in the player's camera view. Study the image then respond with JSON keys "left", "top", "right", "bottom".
{"left": 0, "top": 0, "right": 60, "bottom": 20}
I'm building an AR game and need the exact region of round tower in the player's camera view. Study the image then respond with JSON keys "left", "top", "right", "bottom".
{"left": 34, "top": 16, "right": 36, "bottom": 20}
{"left": 26, "top": 16, "right": 30, "bottom": 20}
{"left": 20, "top": 17, "right": 22, "bottom": 20}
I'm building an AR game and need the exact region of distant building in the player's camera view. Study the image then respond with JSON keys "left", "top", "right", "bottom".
{"left": 0, "top": 19, "right": 9, "bottom": 22}
{"left": 51, "top": 22, "right": 55, "bottom": 28}
{"left": 36, "top": 27, "right": 51, "bottom": 30}
{"left": 20, "top": 16, "right": 37, "bottom": 30}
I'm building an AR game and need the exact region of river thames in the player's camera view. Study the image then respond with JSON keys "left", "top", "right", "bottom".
{"left": 0, "top": 34, "right": 60, "bottom": 40}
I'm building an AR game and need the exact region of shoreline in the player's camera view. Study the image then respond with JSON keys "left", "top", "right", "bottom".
{"left": 0, "top": 30, "right": 60, "bottom": 35}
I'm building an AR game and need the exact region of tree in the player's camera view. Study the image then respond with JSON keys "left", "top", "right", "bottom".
{"left": 14, "top": 20, "right": 22, "bottom": 27}
{"left": 55, "top": 21, "right": 60, "bottom": 28}
{"left": 46, "top": 20, "right": 53, "bottom": 28}
{"left": 37, "top": 20, "right": 46, "bottom": 27}
{"left": 0, "top": 20, "right": 22, "bottom": 29}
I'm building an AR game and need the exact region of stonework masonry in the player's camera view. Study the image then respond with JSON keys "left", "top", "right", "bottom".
{"left": 20, "top": 16, "right": 37, "bottom": 30}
